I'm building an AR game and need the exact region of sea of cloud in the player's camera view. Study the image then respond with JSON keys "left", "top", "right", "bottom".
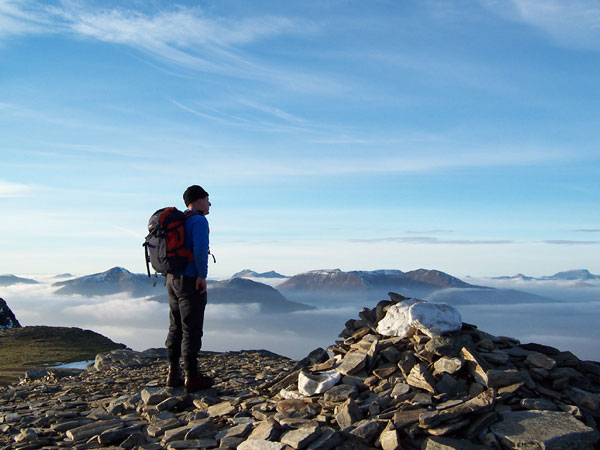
{"left": 2, "top": 277, "right": 352, "bottom": 360}
{"left": 2, "top": 276, "right": 599, "bottom": 361}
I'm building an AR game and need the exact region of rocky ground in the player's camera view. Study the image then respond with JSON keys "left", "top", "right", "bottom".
{"left": 1, "top": 293, "right": 599, "bottom": 450}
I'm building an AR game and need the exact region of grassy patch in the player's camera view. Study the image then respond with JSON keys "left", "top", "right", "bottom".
{"left": 0, "top": 326, "right": 126, "bottom": 386}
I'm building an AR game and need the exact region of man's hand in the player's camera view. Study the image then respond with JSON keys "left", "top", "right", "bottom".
{"left": 196, "top": 277, "right": 207, "bottom": 294}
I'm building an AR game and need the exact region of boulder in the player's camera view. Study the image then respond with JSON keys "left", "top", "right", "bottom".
{"left": 280, "top": 425, "right": 321, "bottom": 449}
{"left": 336, "top": 352, "right": 368, "bottom": 376}
{"left": 376, "top": 300, "right": 461, "bottom": 338}
{"left": 491, "top": 410, "right": 600, "bottom": 449}
{"left": 94, "top": 349, "right": 153, "bottom": 371}
{"left": 298, "top": 370, "right": 341, "bottom": 396}
{"left": 324, "top": 383, "right": 358, "bottom": 402}
{"left": 335, "top": 398, "right": 363, "bottom": 429}
{"left": 238, "top": 440, "right": 288, "bottom": 450}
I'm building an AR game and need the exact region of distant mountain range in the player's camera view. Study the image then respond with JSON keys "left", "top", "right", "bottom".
{"left": 57, "top": 267, "right": 312, "bottom": 313}
{"left": 52, "top": 267, "right": 157, "bottom": 297}
{"left": 278, "top": 268, "right": 482, "bottom": 303}
{"left": 0, "top": 275, "right": 39, "bottom": 287}
{"left": 232, "top": 269, "right": 287, "bottom": 279}
{"left": 5, "top": 266, "right": 596, "bottom": 312}
{"left": 48, "top": 266, "right": 488, "bottom": 308}
{"left": 492, "top": 269, "right": 600, "bottom": 282}
{"left": 491, "top": 273, "right": 535, "bottom": 281}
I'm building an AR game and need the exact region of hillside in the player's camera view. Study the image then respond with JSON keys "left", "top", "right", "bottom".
{"left": 1, "top": 296, "right": 599, "bottom": 449}
{"left": 207, "top": 278, "right": 314, "bottom": 313}
{"left": 147, "top": 278, "right": 313, "bottom": 313}
{"left": 0, "top": 326, "right": 126, "bottom": 385}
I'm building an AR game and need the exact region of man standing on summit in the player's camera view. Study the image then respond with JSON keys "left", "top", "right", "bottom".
{"left": 165, "top": 185, "right": 213, "bottom": 393}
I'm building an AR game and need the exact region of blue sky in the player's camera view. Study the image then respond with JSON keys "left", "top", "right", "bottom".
{"left": 1, "top": 0, "right": 599, "bottom": 278}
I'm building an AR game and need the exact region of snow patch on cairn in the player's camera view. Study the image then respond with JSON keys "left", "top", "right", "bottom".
{"left": 298, "top": 370, "right": 341, "bottom": 396}
{"left": 376, "top": 298, "right": 462, "bottom": 338}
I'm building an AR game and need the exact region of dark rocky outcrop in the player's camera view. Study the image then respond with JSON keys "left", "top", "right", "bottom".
{"left": 0, "top": 298, "right": 21, "bottom": 329}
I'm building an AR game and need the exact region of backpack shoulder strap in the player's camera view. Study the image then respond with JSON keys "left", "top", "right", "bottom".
{"left": 184, "top": 210, "right": 201, "bottom": 219}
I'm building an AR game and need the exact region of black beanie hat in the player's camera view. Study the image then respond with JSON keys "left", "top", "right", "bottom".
{"left": 183, "top": 185, "right": 209, "bottom": 206}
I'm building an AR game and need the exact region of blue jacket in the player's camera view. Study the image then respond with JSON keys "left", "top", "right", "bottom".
{"left": 182, "top": 210, "right": 209, "bottom": 279}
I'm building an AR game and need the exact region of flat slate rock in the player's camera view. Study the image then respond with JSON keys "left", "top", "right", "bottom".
{"left": 491, "top": 410, "right": 600, "bottom": 449}
{"left": 422, "top": 436, "right": 491, "bottom": 449}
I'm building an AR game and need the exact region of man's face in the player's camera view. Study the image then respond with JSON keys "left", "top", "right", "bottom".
{"left": 195, "top": 196, "right": 211, "bottom": 215}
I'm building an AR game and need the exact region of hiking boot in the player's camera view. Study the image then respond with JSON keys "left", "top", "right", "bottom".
{"left": 184, "top": 372, "right": 214, "bottom": 393}
{"left": 166, "top": 366, "right": 184, "bottom": 388}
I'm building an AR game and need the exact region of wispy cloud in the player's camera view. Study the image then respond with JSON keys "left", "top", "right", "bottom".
{"left": 0, "top": 101, "right": 138, "bottom": 135}
{"left": 0, "top": 1, "right": 326, "bottom": 90}
{"left": 127, "top": 141, "right": 576, "bottom": 180}
{"left": 349, "top": 236, "right": 515, "bottom": 245}
{"left": 572, "top": 229, "right": 600, "bottom": 233}
{"left": 170, "top": 99, "right": 311, "bottom": 134}
{"left": 0, "top": 0, "right": 49, "bottom": 37}
{"left": 59, "top": 6, "right": 293, "bottom": 75}
{"left": 405, "top": 230, "right": 454, "bottom": 234}
{"left": 543, "top": 240, "right": 600, "bottom": 245}
{"left": 234, "top": 98, "right": 307, "bottom": 124}
{"left": 482, "top": 0, "right": 600, "bottom": 50}
{"left": 0, "top": 179, "right": 35, "bottom": 198}
{"left": 247, "top": 146, "right": 572, "bottom": 176}
{"left": 350, "top": 236, "right": 600, "bottom": 246}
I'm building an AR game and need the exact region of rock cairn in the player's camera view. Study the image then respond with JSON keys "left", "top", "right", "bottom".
{"left": 1, "top": 293, "right": 600, "bottom": 450}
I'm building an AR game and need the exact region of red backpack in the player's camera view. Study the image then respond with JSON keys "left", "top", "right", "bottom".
{"left": 143, "top": 207, "right": 199, "bottom": 277}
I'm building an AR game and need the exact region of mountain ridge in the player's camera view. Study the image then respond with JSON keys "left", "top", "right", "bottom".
{"left": 491, "top": 269, "right": 600, "bottom": 281}
{"left": 231, "top": 269, "right": 287, "bottom": 279}
{"left": 0, "top": 274, "right": 39, "bottom": 287}
{"left": 52, "top": 267, "right": 158, "bottom": 297}
{"left": 278, "top": 268, "right": 482, "bottom": 303}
